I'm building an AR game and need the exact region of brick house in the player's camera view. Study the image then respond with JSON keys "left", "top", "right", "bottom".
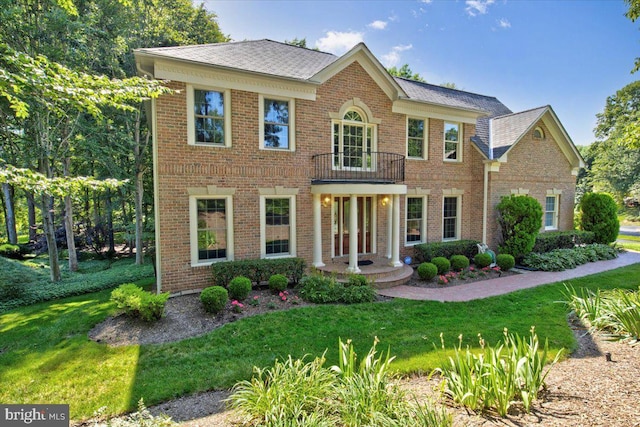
{"left": 134, "top": 39, "right": 584, "bottom": 294}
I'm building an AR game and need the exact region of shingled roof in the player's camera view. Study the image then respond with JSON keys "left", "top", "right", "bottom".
{"left": 136, "top": 39, "right": 566, "bottom": 161}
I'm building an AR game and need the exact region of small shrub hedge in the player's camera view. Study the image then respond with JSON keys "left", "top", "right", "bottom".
{"left": 268, "top": 274, "right": 289, "bottom": 292}
{"left": 211, "top": 258, "right": 305, "bottom": 287}
{"left": 450, "top": 255, "right": 470, "bottom": 271}
{"left": 430, "top": 257, "right": 451, "bottom": 274}
{"left": 474, "top": 252, "right": 493, "bottom": 268}
{"left": 496, "top": 254, "right": 515, "bottom": 271}
{"left": 414, "top": 240, "right": 481, "bottom": 263}
{"left": 297, "top": 274, "right": 376, "bottom": 304}
{"left": 228, "top": 276, "right": 252, "bottom": 301}
{"left": 417, "top": 262, "right": 438, "bottom": 280}
{"left": 523, "top": 244, "right": 618, "bottom": 271}
{"left": 532, "top": 230, "right": 595, "bottom": 253}
{"left": 111, "top": 283, "right": 169, "bottom": 322}
{"left": 578, "top": 192, "right": 620, "bottom": 244}
{"left": 200, "top": 286, "right": 228, "bottom": 314}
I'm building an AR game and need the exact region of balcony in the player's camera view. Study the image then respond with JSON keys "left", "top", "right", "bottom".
{"left": 312, "top": 152, "right": 405, "bottom": 184}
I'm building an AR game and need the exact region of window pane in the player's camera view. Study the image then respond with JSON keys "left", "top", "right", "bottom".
{"left": 197, "top": 198, "right": 227, "bottom": 260}
{"left": 443, "top": 197, "right": 457, "bottom": 218}
{"left": 408, "top": 119, "right": 424, "bottom": 138}
{"left": 264, "top": 99, "right": 289, "bottom": 149}
{"left": 444, "top": 123, "right": 459, "bottom": 142}
{"left": 265, "top": 198, "right": 290, "bottom": 255}
{"left": 406, "top": 197, "right": 423, "bottom": 243}
{"left": 194, "top": 90, "right": 224, "bottom": 117}
{"left": 443, "top": 197, "right": 458, "bottom": 240}
{"left": 264, "top": 99, "right": 289, "bottom": 124}
{"left": 264, "top": 124, "right": 289, "bottom": 149}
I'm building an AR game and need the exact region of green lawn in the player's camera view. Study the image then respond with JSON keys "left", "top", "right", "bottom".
{"left": 1, "top": 263, "right": 640, "bottom": 422}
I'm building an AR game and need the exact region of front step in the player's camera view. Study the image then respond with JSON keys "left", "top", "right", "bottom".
{"left": 315, "top": 258, "right": 414, "bottom": 289}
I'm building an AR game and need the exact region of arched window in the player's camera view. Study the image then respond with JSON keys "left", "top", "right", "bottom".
{"left": 533, "top": 126, "right": 545, "bottom": 140}
{"left": 333, "top": 108, "right": 377, "bottom": 170}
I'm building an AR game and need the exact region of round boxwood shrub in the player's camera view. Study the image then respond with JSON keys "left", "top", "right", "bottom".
{"left": 430, "top": 257, "right": 451, "bottom": 274}
{"left": 474, "top": 252, "right": 493, "bottom": 268}
{"left": 496, "top": 254, "right": 515, "bottom": 271}
{"left": 449, "top": 254, "right": 470, "bottom": 271}
{"left": 228, "top": 276, "right": 252, "bottom": 301}
{"left": 200, "top": 286, "right": 228, "bottom": 314}
{"left": 417, "top": 262, "right": 438, "bottom": 280}
{"left": 268, "top": 274, "right": 289, "bottom": 292}
{"left": 578, "top": 192, "right": 619, "bottom": 244}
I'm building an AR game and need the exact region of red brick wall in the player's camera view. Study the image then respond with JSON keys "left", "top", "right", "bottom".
{"left": 153, "top": 64, "right": 573, "bottom": 293}
{"left": 485, "top": 121, "right": 577, "bottom": 250}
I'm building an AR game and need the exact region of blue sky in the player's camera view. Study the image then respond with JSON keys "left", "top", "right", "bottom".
{"left": 204, "top": 0, "right": 638, "bottom": 147}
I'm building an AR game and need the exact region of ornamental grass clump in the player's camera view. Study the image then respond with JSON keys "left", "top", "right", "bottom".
{"left": 437, "top": 327, "right": 562, "bottom": 416}
{"left": 228, "top": 338, "right": 452, "bottom": 427}
{"left": 564, "top": 285, "right": 640, "bottom": 344}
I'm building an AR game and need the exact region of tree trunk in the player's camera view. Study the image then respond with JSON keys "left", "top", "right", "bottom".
{"left": 41, "top": 193, "right": 61, "bottom": 282}
{"left": 133, "top": 110, "right": 147, "bottom": 265}
{"left": 106, "top": 189, "right": 115, "bottom": 254}
{"left": 26, "top": 191, "right": 37, "bottom": 243}
{"left": 2, "top": 183, "right": 18, "bottom": 244}
{"left": 62, "top": 158, "right": 78, "bottom": 271}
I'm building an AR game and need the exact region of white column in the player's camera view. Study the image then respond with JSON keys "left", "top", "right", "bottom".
{"left": 386, "top": 197, "right": 393, "bottom": 259}
{"left": 312, "top": 193, "right": 325, "bottom": 268}
{"left": 347, "top": 194, "right": 361, "bottom": 273}
{"left": 390, "top": 194, "right": 403, "bottom": 267}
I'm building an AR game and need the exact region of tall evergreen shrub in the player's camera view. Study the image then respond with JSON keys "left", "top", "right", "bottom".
{"left": 496, "top": 195, "right": 542, "bottom": 261}
{"left": 578, "top": 192, "right": 619, "bottom": 244}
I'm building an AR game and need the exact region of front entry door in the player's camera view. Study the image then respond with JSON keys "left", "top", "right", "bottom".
{"left": 333, "top": 196, "right": 373, "bottom": 257}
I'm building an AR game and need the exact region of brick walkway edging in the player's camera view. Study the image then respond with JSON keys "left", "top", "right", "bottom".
{"left": 377, "top": 251, "right": 640, "bottom": 302}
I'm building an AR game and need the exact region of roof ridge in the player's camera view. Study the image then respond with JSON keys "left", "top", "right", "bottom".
{"left": 393, "top": 76, "right": 502, "bottom": 101}
{"left": 492, "top": 105, "right": 549, "bottom": 120}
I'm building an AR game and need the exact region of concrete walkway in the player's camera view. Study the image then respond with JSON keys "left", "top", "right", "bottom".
{"left": 377, "top": 250, "right": 640, "bottom": 302}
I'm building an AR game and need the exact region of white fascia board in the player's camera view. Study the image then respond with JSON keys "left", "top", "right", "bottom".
{"left": 541, "top": 114, "right": 585, "bottom": 169}
{"left": 153, "top": 59, "right": 318, "bottom": 101}
{"left": 311, "top": 183, "right": 407, "bottom": 195}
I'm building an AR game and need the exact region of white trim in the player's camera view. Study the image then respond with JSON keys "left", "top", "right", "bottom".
{"left": 392, "top": 99, "right": 481, "bottom": 124}
{"left": 311, "top": 183, "right": 407, "bottom": 195}
{"left": 442, "top": 195, "right": 462, "bottom": 241}
{"left": 189, "top": 195, "right": 234, "bottom": 267}
{"left": 544, "top": 194, "right": 559, "bottom": 231}
{"left": 151, "top": 98, "right": 162, "bottom": 292}
{"left": 407, "top": 116, "right": 428, "bottom": 160}
{"left": 405, "top": 195, "right": 428, "bottom": 246}
{"left": 260, "top": 194, "right": 297, "bottom": 259}
{"left": 259, "top": 94, "right": 296, "bottom": 151}
{"left": 443, "top": 121, "right": 463, "bottom": 162}
{"left": 186, "top": 84, "right": 232, "bottom": 147}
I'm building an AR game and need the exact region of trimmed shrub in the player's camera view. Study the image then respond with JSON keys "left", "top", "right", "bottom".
{"left": 417, "top": 262, "right": 438, "bottom": 280}
{"left": 450, "top": 255, "right": 470, "bottom": 271}
{"left": 496, "top": 195, "right": 543, "bottom": 261}
{"left": 111, "top": 283, "right": 169, "bottom": 322}
{"left": 228, "top": 276, "right": 252, "bottom": 301}
{"left": 474, "top": 252, "right": 493, "bottom": 268}
{"left": 496, "top": 254, "right": 515, "bottom": 271}
{"left": 578, "top": 192, "right": 620, "bottom": 244}
{"left": 200, "top": 286, "right": 228, "bottom": 314}
{"left": 268, "top": 274, "right": 289, "bottom": 292}
{"left": 414, "top": 240, "right": 481, "bottom": 263}
{"left": 533, "top": 230, "right": 596, "bottom": 253}
{"left": 212, "top": 258, "right": 305, "bottom": 287}
{"left": 431, "top": 257, "right": 451, "bottom": 274}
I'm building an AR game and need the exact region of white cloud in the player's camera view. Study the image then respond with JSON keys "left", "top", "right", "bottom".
{"left": 497, "top": 18, "right": 511, "bottom": 28}
{"left": 315, "top": 31, "right": 364, "bottom": 55}
{"left": 465, "top": 0, "right": 495, "bottom": 17}
{"left": 368, "top": 20, "right": 387, "bottom": 30}
{"left": 381, "top": 44, "right": 413, "bottom": 68}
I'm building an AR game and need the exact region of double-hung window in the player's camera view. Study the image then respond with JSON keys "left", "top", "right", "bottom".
{"left": 443, "top": 196, "right": 461, "bottom": 240}
{"left": 261, "top": 196, "right": 296, "bottom": 257}
{"left": 260, "top": 95, "right": 295, "bottom": 150}
{"left": 545, "top": 195, "right": 559, "bottom": 230}
{"left": 190, "top": 196, "right": 233, "bottom": 265}
{"left": 444, "top": 122, "right": 461, "bottom": 161}
{"left": 406, "top": 196, "right": 427, "bottom": 244}
{"left": 407, "top": 118, "right": 427, "bottom": 159}
{"left": 187, "top": 85, "right": 231, "bottom": 147}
